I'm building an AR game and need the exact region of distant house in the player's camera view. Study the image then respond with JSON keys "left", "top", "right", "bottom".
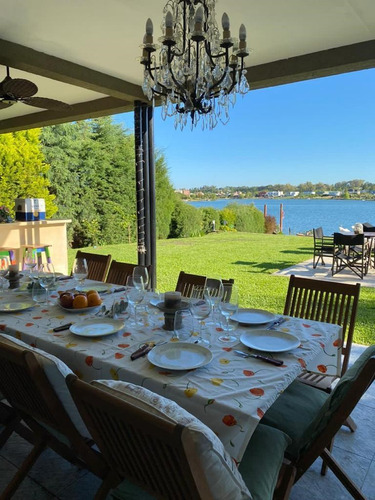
{"left": 289, "top": 191, "right": 299, "bottom": 197}
{"left": 348, "top": 189, "right": 361, "bottom": 195}
{"left": 175, "top": 189, "right": 191, "bottom": 197}
{"left": 329, "top": 191, "right": 341, "bottom": 197}
{"left": 266, "top": 191, "right": 283, "bottom": 198}
{"left": 303, "top": 191, "right": 316, "bottom": 195}
{"left": 256, "top": 191, "right": 267, "bottom": 198}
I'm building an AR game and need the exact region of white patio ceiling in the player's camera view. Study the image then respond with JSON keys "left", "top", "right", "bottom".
{"left": 0, "top": 0, "right": 374, "bottom": 133}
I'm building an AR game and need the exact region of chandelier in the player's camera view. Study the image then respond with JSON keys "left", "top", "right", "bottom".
{"left": 140, "top": 0, "right": 250, "bottom": 130}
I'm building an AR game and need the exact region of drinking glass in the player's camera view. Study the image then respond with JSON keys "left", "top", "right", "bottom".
{"left": 132, "top": 266, "right": 149, "bottom": 292}
{"left": 24, "top": 249, "right": 37, "bottom": 280}
{"left": 204, "top": 278, "right": 224, "bottom": 324}
{"left": 38, "top": 263, "right": 56, "bottom": 305}
{"left": 72, "top": 258, "right": 88, "bottom": 289}
{"left": 0, "top": 258, "right": 9, "bottom": 295}
{"left": 189, "top": 286, "right": 211, "bottom": 345}
{"left": 218, "top": 284, "right": 239, "bottom": 343}
{"left": 126, "top": 276, "right": 145, "bottom": 326}
{"left": 32, "top": 281, "right": 46, "bottom": 304}
{"left": 173, "top": 309, "right": 194, "bottom": 341}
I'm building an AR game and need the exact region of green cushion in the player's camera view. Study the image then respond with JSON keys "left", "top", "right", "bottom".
{"left": 261, "top": 380, "right": 328, "bottom": 460}
{"left": 239, "top": 424, "right": 291, "bottom": 500}
{"left": 112, "top": 424, "right": 290, "bottom": 500}
{"left": 262, "top": 345, "right": 375, "bottom": 460}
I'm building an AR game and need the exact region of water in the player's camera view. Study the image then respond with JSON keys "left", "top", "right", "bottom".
{"left": 188, "top": 198, "right": 375, "bottom": 235}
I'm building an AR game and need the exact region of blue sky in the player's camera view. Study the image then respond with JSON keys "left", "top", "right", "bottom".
{"left": 115, "top": 68, "right": 375, "bottom": 189}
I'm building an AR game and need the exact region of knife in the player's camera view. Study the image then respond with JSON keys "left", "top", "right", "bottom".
{"left": 234, "top": 350, "right": 284, "bottom": 366}
{"left": 266, "top": 317, "right": 287, "bottom": 330}
{"left": 53, "top": 323, "right": 73, "bottom": 332}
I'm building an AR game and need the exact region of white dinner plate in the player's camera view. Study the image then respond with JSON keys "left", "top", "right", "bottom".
{"left": 75, "top": 284, "right": 112, "bottom": 294}
{"left": 240, "top": 330, "right": 300, "bottom": 352}
{"left": 57, "top": 303, "right": 102, "bottom": 314}
{"left": 69, "top": 318, "right": 125, "bottom": 337}
{"left": 232, "top": 308, "right": 276, "bottom": 325}
{"left": 0, "top": 300, "right": 36, "bottom": 312}
{"left": 148, "top": 342, "right": 213, "bottom": 370}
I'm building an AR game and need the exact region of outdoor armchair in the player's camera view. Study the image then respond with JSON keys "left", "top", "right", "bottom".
{"left": 175, "top": 271, "right": 207, "bottom": 297}
{"left": 312, "top": 227, "right": 334, "bottom": 269}
{"left": 0, "top": 334, "right": 107, "bottom": 498}
{"left": 332, "top": 233, "right": 370, "bottom": 279}
{"left": 261, "top": 345, "right": 375, "bottom": 500}
{"left": 67, "top": 376, "right": 295, "bottom": 500}
{"left": 74, "top": 250, "right": 111, "bottom": 282}
{"left": 105, "top": 261, "right": 152, "bottom": 287}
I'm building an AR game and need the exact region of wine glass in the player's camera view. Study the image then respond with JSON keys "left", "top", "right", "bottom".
{"left": 24, "top": 249, "right": 37, "bottom": 281}
{"left": 38, "top": 263, "right": 56, "bottom": 305}
{"left": 132, "top": 266, "right": 149, "bottom": 292}
{"left": 189, "top": 286, "right": 211, "bottom": 345}
{"left": 72, "top": 258, "right": 88, "bottom": 289}
{"left": 126, "top": 276, "right": 145, "bottom": 326}
{"left": 204, "top": 278, "right": 224, "bottom": 325}
{"left": 173, "top": 309, "right": 194, "bottom": 342}
{"left": 218, "top": 284, "right": 239, "bottom": 343}
{"left": 0, "top": 257, "right": 9, "bottom": 295}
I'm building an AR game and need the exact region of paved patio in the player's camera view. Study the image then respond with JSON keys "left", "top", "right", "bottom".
{"left": 0, "top": 344, "right": 374, "bottom": 499}
{"left": 274, "top": 257, "right": 375, "bottom": 288}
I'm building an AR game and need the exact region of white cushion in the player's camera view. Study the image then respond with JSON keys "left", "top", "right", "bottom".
{"left": 0, "top": 333, "right": 89, "bottom": 437}
{"left": 92, "top": 379, "right": 252, "bottom": 500}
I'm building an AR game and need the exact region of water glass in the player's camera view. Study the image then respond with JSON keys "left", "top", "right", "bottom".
{"left": 38, "top": 263, "right": 56, "bottom": 305}
{"left": 204, "top": 278, "right": 224, "bottom": 324}
{"left": 173, "top": 309, "right": 194, "bottom": 341}
{"left": 72, "top": 258, "right": 88, "bottom": 288}
{"left": 32, "top": 281, "right": 46, "bottom": 304}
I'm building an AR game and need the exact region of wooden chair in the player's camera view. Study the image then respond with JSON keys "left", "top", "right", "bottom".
{"left": 75, "top": 250, "right": 111, "bottom": 282}
{"left": 284, "top": 275, "right": 360, "bottom": 386}
{"left": 312, "top": 227, "right": 334, "bottom": 269}
{"left": 261, "top": 345, "right": 375, "bottom": 500}
{"left": 0, "top": 334, "right": 106, "bottom": 498}
{"left": 175, "top": 271, "right": 206, "bottom": 297}
{"left": 332, "top": 232, "right": 370, "bottom": 279}
{"left": 67, "top": 376, "right": 295, "bottom": 500}
{"left": 105, "top": 261, "right": 151, "bottom": 287}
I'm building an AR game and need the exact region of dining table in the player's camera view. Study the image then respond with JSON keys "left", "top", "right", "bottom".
{"left": 0, "top": 279, "right": 342, "bottom": 463}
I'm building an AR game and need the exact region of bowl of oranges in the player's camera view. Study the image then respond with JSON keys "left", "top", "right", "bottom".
{"left": 58, "top": 289, "right": 103, "bottom": 312}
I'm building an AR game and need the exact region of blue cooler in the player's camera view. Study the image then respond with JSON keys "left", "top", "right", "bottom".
{"left": 15, "top": 198, "right": 46, "bottom": 221}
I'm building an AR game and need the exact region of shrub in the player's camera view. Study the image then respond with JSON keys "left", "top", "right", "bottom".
{"left": 265, "top": 215, "right": 278, "bottom": 234}
{"left": 169, "top": 200, "right": 202, "bottom": 238}
{"left": 200, "top": 207, "right": 220, "bottom": 234}
{"left": 219, "top": 207, "right": 236, "bottom": 229}
{"left": 226, "top": 203, "right": 264, "bottom": 233}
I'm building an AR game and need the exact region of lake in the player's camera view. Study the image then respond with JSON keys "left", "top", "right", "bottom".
{"left": 188, "top": 198, "right": 375, "bottom": 235}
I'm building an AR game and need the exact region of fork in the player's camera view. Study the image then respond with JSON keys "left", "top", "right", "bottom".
{"left": 266, "top": 317, "right": 287, "bottom": 330}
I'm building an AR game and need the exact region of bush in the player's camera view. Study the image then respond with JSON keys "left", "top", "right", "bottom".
{"left": 265, "top": 215, "right": 278, "bottom": 234}
{"left": 200, "top": 207, "right": 220, "bottom": 234}
{"left": 169, "top": 201, "right": 202, "bottom": 238}
{"left": 219, "top": 207, "right": 236, "bottom": 229}
{"left": 226, "top": 203, "right": 264, "bottom": 233}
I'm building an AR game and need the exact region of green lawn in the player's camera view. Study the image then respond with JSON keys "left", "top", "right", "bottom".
{"left": 68, "top": 232, "right": 375, "bottom": 345}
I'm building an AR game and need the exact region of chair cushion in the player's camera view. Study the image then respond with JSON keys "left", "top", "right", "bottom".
{"left": 0, "top": 333, "right": 89, "bottom": 437}
{"left": 92, "top": 379, "right": 252, "bottom": 500}
{"left": 261, "top": 379, "right": 329, "bottom": 460}
{"left": 239, "top": 424, "right": 291, "bottom": 500}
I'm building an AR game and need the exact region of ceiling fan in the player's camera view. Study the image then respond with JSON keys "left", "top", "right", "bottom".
{"left": 0, "top": 66, "right": 72, "bottom": 111}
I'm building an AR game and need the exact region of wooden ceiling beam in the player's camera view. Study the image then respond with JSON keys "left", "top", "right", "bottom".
{"left": 0, "top": 38, "right": 146, "bottom": 102}
{"left": 248, "top": 39, "right": 375, "bottom": 90}
{"left": 0, "top": 97, "right": 132, "bottom": 133}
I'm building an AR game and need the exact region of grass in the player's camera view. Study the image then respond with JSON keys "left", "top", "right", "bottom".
{"left": 68, "top": 232, "right": 375, "bottom": 345}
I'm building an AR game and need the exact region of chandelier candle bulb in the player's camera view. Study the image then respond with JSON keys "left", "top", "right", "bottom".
{"left": 165, "top": 11, "right": 174, "bottom": 37}
{"left": 145, "top": 18, "right": 153, "bottom": 43}
{"left": 164, "top": 291, "right": 182, "bottom": 309}
{"left": 221, "top": 12, "right": 231, "bottom": 39}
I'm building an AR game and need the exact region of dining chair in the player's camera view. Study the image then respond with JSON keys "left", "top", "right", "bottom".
{"left": 284, "top": 275, "right": 361, "bottom": 386}
{"left": 105, "top": 261, "right": 152, "bottom": 287}
{"left": 175, "top": 271, "right": 207, "bottom": 297}
{"left": 261, "top": 345, "right": 375, "bottom": 500}
{"left": 332, "top": 232, "right": 370, "bottom": 279}
{"left": 67, "top": 376, "right": 295, "bottom": 500}
{"left": 312, "top": 227, "right": 334, "bottom": 269}
{"left": 74, "top": 250, "right": 111, "bottom": 282}
{"left": 0, "top": 334, "right": 107, "bottom": 498}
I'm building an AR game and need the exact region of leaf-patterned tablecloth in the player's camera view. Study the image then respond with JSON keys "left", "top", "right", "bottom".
{"left": 0, "top": 282, "right": 341, "bottom": 462}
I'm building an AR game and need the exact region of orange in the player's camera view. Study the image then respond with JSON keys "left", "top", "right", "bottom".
{"left": 73, "top": 294, "right": 88, "bottom": 309}
{"left": 87, "top": 291, "right": 102, "bottom": 307}
{"left": 86, "top": 290, "right": 98, "bottom": 297}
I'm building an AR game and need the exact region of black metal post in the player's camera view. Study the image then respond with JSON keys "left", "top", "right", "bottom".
{"left": 142, "top": 104, "right": 151, "bottom": 268}
{"left": 147, "top": 104, "right": 157, "bottom": 290}
{"left": 134, "top": 101, "right": 146, "bottom": 266}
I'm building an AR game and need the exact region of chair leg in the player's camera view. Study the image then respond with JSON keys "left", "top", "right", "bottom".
{"left": 320, "top": 448, "right": 366, "bottom": 500}
{"left": 343, "top": 415, "right": 357, "bottom": 433}
{"left": 274, "top": 461, "right": 296, "bottom": 500}
{"left": 321, "top": 437, "right": 334, "bottom": 476}
{"left": 0, "top": 439, "right": 46, "bottom": 499}
{"left": 94, "top": 470, "right": 122, "bottom": 500}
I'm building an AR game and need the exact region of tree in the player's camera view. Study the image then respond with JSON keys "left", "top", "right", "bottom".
{"left": 0, "top": 129, "right": 57, "bottom": 218}
{"left": 155, "top": 152, "right": 177, "bottom": 239}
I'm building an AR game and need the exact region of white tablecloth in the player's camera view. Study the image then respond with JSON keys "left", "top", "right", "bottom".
{"left": 0, "top": 281, "right": 341, "bottom": 462}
